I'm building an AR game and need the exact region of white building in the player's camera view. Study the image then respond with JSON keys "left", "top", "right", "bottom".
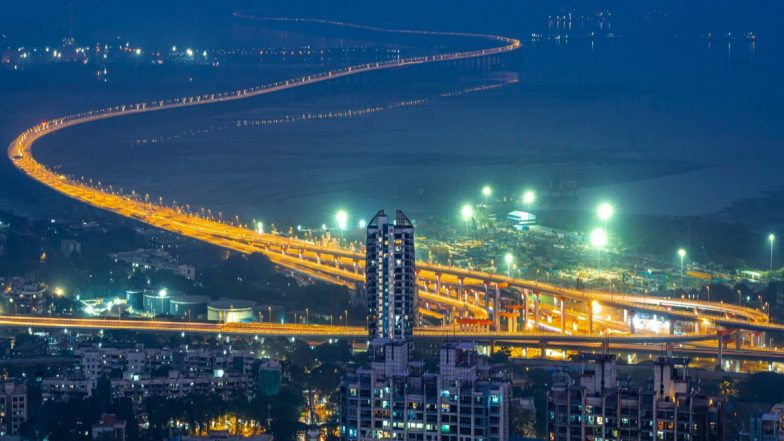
{"left": 365, "top": 209, "right": 417, "bottom": 341}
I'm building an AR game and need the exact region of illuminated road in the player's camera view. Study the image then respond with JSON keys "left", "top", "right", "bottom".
{"left": 1, "top": 315, "right": 782, "bottom": 362}
{"left": 5, "top": 16, "right": 782, "bottom": 356}
{"left": 0, "top": 314, "right": 712, "bottom": 344}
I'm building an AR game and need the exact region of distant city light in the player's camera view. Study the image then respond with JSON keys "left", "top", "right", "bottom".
{"left": 770, "top": 234, "right": 776, "bottom": 243}
{"left": 461, "top": 204, "right": 474, "bottom": 221}
{"left": 358, "top": 219, "right": 366, "bottom": 229}
{"left": 597, "top": 203, "right": 614, "bottom": 222}
{"left": 256, "top": 222, "right": 264, "bottom": 234}
{"left": 186, "top": 48, "right": 194, "bottom": 57}
{"left": 134, "top": 48, "right": 141, "bottom": 56}
{"left": 590, "top": 228, "right": 608, "bottom": 248}
{"left": 336, "top": 210, "right": 348, "bottom": 230}
{"left": 158, "top": 288, "right": 168, "bottom": 297}
{"left": 523, "top": 190, "right": 535, "bottom": 206}
{"left": 171, "top": 45, "right": 177, "bottom": 52}
{"left": 482, "top": 186, "right": 492, "bottom": 197}
{"left": 504, "top": 253, "right": 514, "bottom": 276}
{"left": 53, "top": 287, "right": 64, "bottom": 297}
{"left": 321, "top": 224, "right": 327, "bottom": 231}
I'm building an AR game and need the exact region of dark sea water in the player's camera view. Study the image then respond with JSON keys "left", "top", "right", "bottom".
{"left": 2, "top": 1, "right": 783, "bottom": 229}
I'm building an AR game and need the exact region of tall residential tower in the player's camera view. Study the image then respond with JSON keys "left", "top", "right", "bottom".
{"left": 365, "top": 209, "right": 417, "bottom": 340}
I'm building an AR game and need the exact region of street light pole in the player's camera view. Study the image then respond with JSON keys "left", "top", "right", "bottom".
{"left": 678, "top": 249, "right": 686, "bottom": 289}
{"left": 769, "top": 234, "right": 776, "bottom": 281}
{"left": 504, "top": 253, "right": 514, "bottom": 278}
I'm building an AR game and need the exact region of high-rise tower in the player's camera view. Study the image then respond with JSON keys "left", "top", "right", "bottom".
{"left": 365, "top": 209, "right": 416, "bottom": 340}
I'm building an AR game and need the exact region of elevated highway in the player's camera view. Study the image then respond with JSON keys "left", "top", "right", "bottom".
{"left": 2, "top": 315, "right": 782, "bottom": 363}
{"left": 5, "top": 16, "right": 781, "bottom": 354}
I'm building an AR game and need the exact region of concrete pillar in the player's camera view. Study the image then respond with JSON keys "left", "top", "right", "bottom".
{"left": 436, "top": 274, "right": 442, "bottom": 297}
{"left": 354, "top": 260, "right": 359, "bottom": 273}
{"left": 735, "top": 330, "right": 741, "bottom": 350}
{"left": 717, "top": 331, "right": 724, "bottom": 368}
{"left": 560, "top": 298, "right": 566, "bottom": 333}
{"left": 334, "top": 257, "right": 340, "bottom": 269}
{"left": 533, "top": 293, "right": 540, "bottom": 330}
{"left": 494, "top": 283, "right": 501, "bottom": 331}
{"left": 458, "top": 277, "right": 465, "bottom": 302}
{"left": 522, "top": 292, "right": 528, "bottom": 330}
{"left": 629, "top": 311, "right": 636, "bottom": 334}
{"left": 669, "top": 318, "right": 674, "bottom": 335}
{"left": 588, "top": 301, "right": 594, "bottom": 334}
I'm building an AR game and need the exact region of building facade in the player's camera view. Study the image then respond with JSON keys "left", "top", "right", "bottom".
{"left": 343, "top": 210, "right": 509, "bottom": 441}
{"left": 340, "top": 341, "right": 509, "bottom": 441}
{"left": 547, "top": 354, "right": 725, "bottom": 441}
{"left": 365, "top": 209, "right": 417, "bottom": 341}
{"left": 0, "top": 381, "right": 27, "bottom": 437}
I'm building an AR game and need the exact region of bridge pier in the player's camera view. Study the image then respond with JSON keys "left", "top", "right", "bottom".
{"left": 629, "top": 311, "right": 636, "bottom": 334}
{"left": 588, "top": 301, "right": 593, "bottom": 334}
{"left": 436, "top": 274, "right": 442, "bottom": 298}
{"left": 458, "top": 277, "right": 465, "bottom": 302}
{"left": 735, "top": 330, "right": 742, "bottom": 350}
{"left": 533, "top": 293, "right": 540, "bottom": 330}
{"left": 717, "top": 330, "right": 724, "bottom": 369}
{"left": 522, "top": 291, "right": 528, "bottom": 331}
{"left": 560, "top": 297, "right": 566, "bottom": 333}
{"left": 494, "top": 283, "right": 501, "bottom": 332}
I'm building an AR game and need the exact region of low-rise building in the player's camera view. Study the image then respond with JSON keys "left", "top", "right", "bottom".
{"left": 92, "top": 413, "right": 126, "bottom": 441}
{"left": 111, "top": 248, "right": 195, "bottom": 280}
{"left": 43, "top": 345, "right": 256, "bottom": 406}
{"left": 547, "top": 354, "right": 725, "bottom": 441}
{"left": 0, "top": 381, "right": 27, "bottom": 437}
{"left": 258, "top": 359, "right": 281, "bottom": 397}
{"left": 744, "top": 402, "right": 784, "bottom": 441}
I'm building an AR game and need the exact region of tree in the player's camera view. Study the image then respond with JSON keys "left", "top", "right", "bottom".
{"left": 510, "top": 406, "right": 537, "bottom": 437}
